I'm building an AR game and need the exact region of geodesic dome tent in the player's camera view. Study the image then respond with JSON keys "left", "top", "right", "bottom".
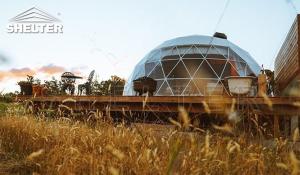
{"left": 123, "top": 35, "right": 261, "bottom": 96}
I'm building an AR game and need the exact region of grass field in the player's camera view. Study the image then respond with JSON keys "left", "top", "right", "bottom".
{"left": 0, "top": 103, "right": 299, "bottom": 174}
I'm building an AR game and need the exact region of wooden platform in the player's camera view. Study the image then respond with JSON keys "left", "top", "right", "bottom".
{"left": 15, "top": 95, "right": 300, "bottom": 137}
{"left": 15, "top": 95, "right": 300, "bottom": 115}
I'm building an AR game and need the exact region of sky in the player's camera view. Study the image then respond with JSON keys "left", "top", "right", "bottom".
{"left": 0, "top": 0, "right": 299, "bottom": 92}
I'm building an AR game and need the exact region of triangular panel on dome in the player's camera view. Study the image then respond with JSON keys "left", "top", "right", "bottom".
{"left": 195, "top": 45, "right": 209, "bottom": 58}
{"left": 185, "top": 45, "right": 200, "bottom": 57}
{"left": 167, "top": 60, "right": 191, "bottom": 78}
{"left": 214, "top": 46, "right": 229, "bottom": 59}
{"left": 193, "top": 79, "right": 218, "bottom": 95}
{"left": 161, "top": 46, "right": 180, "bottom": 60}
{"left": 182, "top": 80, "right": 201, "bottom": 96}
{"left": 154, "top": 80, "right": 164, "bottom": 95}
{"left": 206, "top": 45, "right": 227, "bottom": 59}
{"left": 233, "top": 54, "right": 247, "bottom": 63}
{"left": 167, "top": 79, "right": 190, "bottom": 95}
{"left": 202, "top": 45, "right": 214, "bottom": 58}
{"left": 174, "top": 46, "right": 182, "bottom": 57}
{"left": 182, "top": 59, "right": 204, "bottom": 76}
{"left": 235, "top": 61, "right": 247, "bottom": 76}
{"left": 188, "top": 45, "right": 205, "bottom": 58}
{"left": 145, "top": 62, "right": 159, "bottom": 75}
{"left": 219, "top": 80, "right": 230, "bottom": 96}
{"left": 193, "top": 79, "right": 204, "bottom": 95}
{"left": 148, "top": 63, "right": 165, "bottom": 79}
{"left": 146, "top": 49, "right": 162, "bottom": 62}
{"left": 228, "top": 61, "right": 239, "bottom": 75}
{"left": 228, "top": 48, "right": 247, "bottom": 63}
{"left": 205, "top": 79, "right": 220, "bottom": 96}
{"left": 228, "top": 48, "right": 237, "bottom": 61}
{"left": 207, "top": 59, "right": 227, "bottom": 78}
{"left": 194, "top": 60, "right": 218, "bottom": 79}
{"left": 182, "top": 45, "right": 205, "bottom": 59}
{"left": 220, "top": 61, "right": 239, "bottom": 79}
{"left": 245, "top": 65, "right": 255, "bottom": 76}
{"left": 220, "top": 61, "right": 230, "bottom": 79}
{"left": 131, "top": 64, "right": 146, "bottom": 80}
{"left": 177, "top": 45, "right": 193, "bottom": 58}
{"left": 156, "top": 81, "right": 173, "bottom": 96}
{"left": 207, "top": 80, "right": 226, "bottom": 96}
{"left": 161, "top": 60, "right": 179, "bottom": 77}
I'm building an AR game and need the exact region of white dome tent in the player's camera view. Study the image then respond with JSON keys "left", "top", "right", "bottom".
{"left": 124, "top": 34, "right": 261, "bottom": 96}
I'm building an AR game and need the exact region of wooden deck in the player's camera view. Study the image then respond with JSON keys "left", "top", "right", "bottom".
{"left": 15, "top": 95, "right": 300, "bottom": 137}
{"left": 15, "top": 95, "right": 300, "bottom": 115}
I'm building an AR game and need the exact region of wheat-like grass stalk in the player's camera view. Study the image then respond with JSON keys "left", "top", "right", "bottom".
{"left": 293, "top": 128, "right": 299, "bottom": 144}
{"left": 26, "top": 149, "right": 44, "bottom": 161}
{"left": 261, "top": 93, "right": 273, "bottom": 110}
{"left": 290, "top": 151, "right": 300, "bottom": 175}
{"left": 0, "top": 107, "right": 298, "bottom": 174}
{"left": 202, "top": 101, "right": 211, "bottom": 114}
{"left": 178, "top": 106, "right": 190, "bottom": 130}
{"left": 213, "top": 123, "right": 233, "bottom": 134}
{"left": 62, "top": 98, "right": 76, "bottom": 103}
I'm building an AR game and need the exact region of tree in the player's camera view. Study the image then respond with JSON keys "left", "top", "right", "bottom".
{"left": 92, "top": 75, "right": 125, "bottom": 96}
{"left": 44, "top": 77, "right": 62, "bottom": 95}
{"left": 264, "top": 69, "right": 275, "bottom": 96}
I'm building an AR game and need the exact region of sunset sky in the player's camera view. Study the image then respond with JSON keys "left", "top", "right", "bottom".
{"left": 0, "top": 0, "right": 299, "bottom": 92}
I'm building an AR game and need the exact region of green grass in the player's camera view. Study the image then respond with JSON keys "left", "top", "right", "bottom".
{"left": 0, "top": 102, "right": 9, "bottom": 114}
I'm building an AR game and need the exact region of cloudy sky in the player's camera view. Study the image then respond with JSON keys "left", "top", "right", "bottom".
{"left": 0, "top": 0, "right": 299, "bottom": 92}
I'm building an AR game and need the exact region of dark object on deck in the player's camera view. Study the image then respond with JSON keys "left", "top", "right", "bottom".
{"left": 78, "top": 70, "right": 95, "bottom": 95}
{"left": 18, "top": 75, "right": 34, "bottom": 95}
{"left": 61, "top": 72, "right": 82, "bottom": 95}
{"left": 32, "top": 85, "right": 42, "bottom": 96}
{"left": 61, "top": 72, "right": 82, "bottom": 79}
{"left": 213, "top": 32, "right": 227, "bottom": 39}
{"left": 18, "top": 82, "right": 32, "bottom": 95}
{"left": 32, "top": 85, "right": 48, "bottom": 96}
{"left": 133, "top": 76, "right": 157, "bottom": 96}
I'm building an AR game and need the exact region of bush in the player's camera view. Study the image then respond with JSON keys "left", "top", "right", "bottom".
{"left": 0, "top": 102, "right": 9, "bottom": 114}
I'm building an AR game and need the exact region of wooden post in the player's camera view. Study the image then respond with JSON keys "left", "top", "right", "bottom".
{"left": 258, "top": 74, "right": 267, "bottom": 97}
{"left": 291, "top": 116, "right": 299, "bottom": 134}
{"left": 274, "top": 115, "right": 280, "bottom": 138}
{"left": 284, "top": 117, "right": 290, "bottom": 136}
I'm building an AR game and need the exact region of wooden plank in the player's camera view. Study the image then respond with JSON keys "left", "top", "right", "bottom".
{"left": 274, "top": 14, "right": 300, "bottom": 93}
{"left": 15, "top": 95, "right": 300, "bottom": 105}
{"left": 15, "top": 95, "right": 300, "bottom": 116}
{"left": 284, "top": 118, "right": 290, "bottom": 136}
{"left": 291, "top": 116, "right": 299, "bottom": 134}
{"left": 274, "top": 115, "right": 280, "bottom": 138}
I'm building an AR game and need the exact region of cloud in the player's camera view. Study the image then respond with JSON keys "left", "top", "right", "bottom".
{"left": 70, "top": 66, "right": 88, "bottom": 76}
{"left": 0, "top": 71, "right": 9, "bottom": 81}
{"left": 0, "top": 68, "right": 35, "bottom": 81}
{"left": 38, "top": 64, "right": 66, "bottom": 75}
{"left": 0, "top": 64, "right": 68, "bottom": 81}
{"left": 10, "top": 68, "right": 35, "bottom": 77}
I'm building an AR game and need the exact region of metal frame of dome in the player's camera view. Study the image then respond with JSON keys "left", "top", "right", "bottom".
{"left": 124, "top": 35, "right": 261, "bottom": 96}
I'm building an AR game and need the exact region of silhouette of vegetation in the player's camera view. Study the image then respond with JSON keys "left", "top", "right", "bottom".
{"left": 43, "top": 77, "right": 62, "bottom": 95}
{"left": 92, "top": 75, "right": 125, "bottom": 96}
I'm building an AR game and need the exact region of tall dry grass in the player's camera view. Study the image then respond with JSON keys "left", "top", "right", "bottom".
{"left": 0, "top": 113, "right": 299, "bottom": 174}
{"left": 0, "top": 99, "right": 298, "bottom": 174}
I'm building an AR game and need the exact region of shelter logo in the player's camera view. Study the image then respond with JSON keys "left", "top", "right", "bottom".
{"left": 7, "top": 7, "right": 63, "bottom": 34}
